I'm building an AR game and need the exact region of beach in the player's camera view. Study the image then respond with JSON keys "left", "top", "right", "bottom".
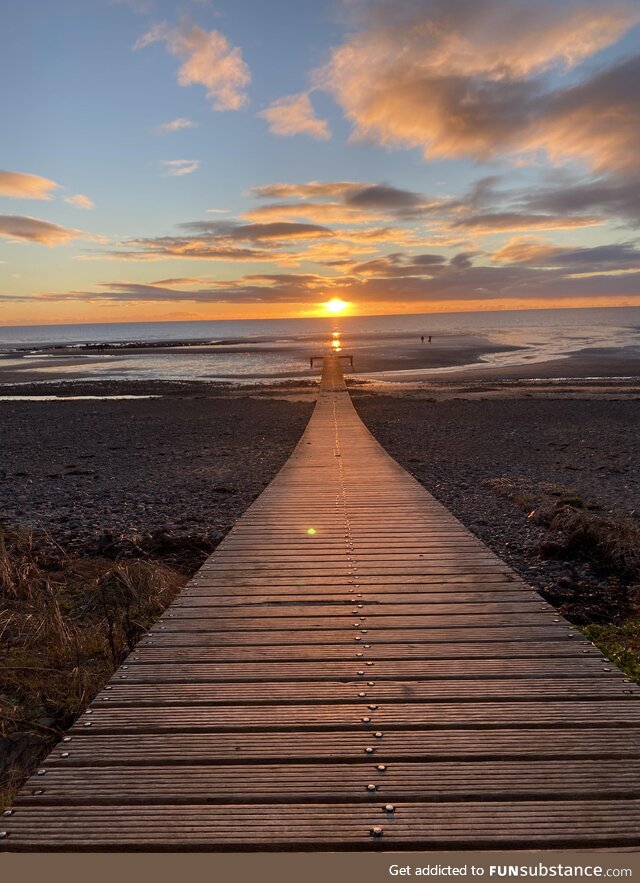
{"left": 2, "top": 367, "right": 640, "bottom": 809}
{"left": 1, "top": 376, "right": 638, "bottom": 610}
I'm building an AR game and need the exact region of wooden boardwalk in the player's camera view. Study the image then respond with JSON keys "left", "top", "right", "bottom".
{"left": 3, "top": 354, "right": 640, "bottom": 850}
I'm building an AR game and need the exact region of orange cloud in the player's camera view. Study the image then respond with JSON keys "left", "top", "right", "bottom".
{"left": 260, "top": 93, "right": 330, "bottom": 140}
{"left": 0, "top": 214, "right": 85, "bottom": 245}
{"left": 316, "top": 0, "right": 640, "bottom": 169}
{"left": 135, "top": 21, "right": 250, "bottom": 111}
{"left": 63, "top": 194, "right": 95, "bottom": 209}
{"left": 0, "top": 170, "right": 58, "bottom": 200}
{"left": 153, "top": 117, "right": 197, "bottom": 135}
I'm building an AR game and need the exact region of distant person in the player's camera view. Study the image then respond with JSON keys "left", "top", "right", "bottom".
{"left": 428, "top": 335, "right": 432, "bottom": 343}
{"left": 420, "top": 335, "right": 424, "bottom": 343}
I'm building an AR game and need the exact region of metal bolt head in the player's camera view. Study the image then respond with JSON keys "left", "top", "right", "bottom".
{"left": 61, "top": 752, "right": 70, "bottom": 758}
{"left": 384, "top": 804, "right": 395, "bottom": 813}
{"left": 369, "top": 704, "right": 379, "bottom": 710}
{"left": 366, "top": 661, "right": 373, "bottom": 666}
{"left": 356, "top": 652, "right": 363, "bottom": 658}
{"left": 368, "top": 681, "right": 375, "bottom": 686}
{"left": 374, "top": 731, "right": 383, "bottom": 738}
{"left": 376, "top": 764, "right": 387, "bottom": 772}
{"left": 365, "top": 747, "right": 375, "bottom": 754}
{"left": 370, "top": 826, "right": 383, "bottom": 837}
{"left": 357, "top": 670, "right": 365, "bottom": 676}
{"left": 62, "top": 737, "right": 71, "bottom": 743}
{"left": 2, "top": 810, "right": 13, "bottom": 817}
{"left": 361, "top": 717, "right": 371, "bottom": 723}
{"left": 37, "top": 769, "right": 46, "bottom": 776}
{"left": 358, "top": 692, "right": 366, "bottom": 697}
{"left": 0, "top": 832, "right": 7, "bottom": 840}
{"left": 354, "top": 636, "right": 361, "bottom": 641}
{"left": 83, "top": 721, "right": 92, "bottom": 727}
{"left": 32, "top": 789, "right": 44, "bottom": 795}
{"left": 367, "top": 783, "right": 377, "bottom": 792}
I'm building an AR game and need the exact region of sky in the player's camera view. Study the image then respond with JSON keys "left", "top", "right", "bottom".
{"left": 2, "top": 0, "right": 640, "bottom": 325}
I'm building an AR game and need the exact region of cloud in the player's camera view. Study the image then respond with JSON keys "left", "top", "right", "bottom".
{"left": 135, "top": 21, "right": 250, "bottom": 111}
{"left": 316, "top": 0, "right": 640, "bottom": 170}
{"left": 101, "top": 217, "right": 337, "bottom": 263}
{"left": 0, "top": 170, "right": 58, "bottom": 200}
{"left": 493, "top": 236, "right": 640, "bottom": 271}
{"left": 245, "top": 179, "right": 442, "bottom": 224}
{"left": 63, "top": 194, "right": 95, "bottom": 209}
{"left": 161, "top": 159, "right": 200, "bottom": 176}
{"left": 179, "top": 220, "right": 334, "bottom": 240}
{"left": 17, "top": 249, "right": 640, "bottom": 308}
{"left": 259, "top": 93, "right": 330, "bottom": 140}
{"left": 154, "top": 117, "right": 197, "bottom": 135}
{"left": 0, "top": 215, "right": 85, "bottom": 246}
{"left": 250, "top": 181, "right": 359, "bottom": 200}
{"left": 452, "top": 211, "right": 602, "bottom": 233}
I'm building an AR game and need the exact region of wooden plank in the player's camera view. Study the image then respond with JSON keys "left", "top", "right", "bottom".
{"left": 5, "top": 802, "right": 640, "bottom": 850}
{"left": 94, "top": 678, "right": 635, "bottom": 705}
{"left": 34, "top": 728, "right": 640, "bottom": 765}
{"left": 103, "top": 657, "right": 617, "bottom": 683}
{"left": 70, "top": 701, "right": 640, "bottom": 733}
{"left": 17, "top": 760, "right": 640, "bottom": 804}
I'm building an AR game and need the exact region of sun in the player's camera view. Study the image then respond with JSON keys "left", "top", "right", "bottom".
{"left": 323, "top": 297, "right": 350, "bottom": 315}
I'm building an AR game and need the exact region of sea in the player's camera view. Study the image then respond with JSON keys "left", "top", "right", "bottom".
{"left": 1, "top": 306, "right": 639, "bottom": 385}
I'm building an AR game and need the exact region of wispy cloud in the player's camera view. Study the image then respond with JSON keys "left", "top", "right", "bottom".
{"left": 135, "top": 21, "right": 250, "bottom": 111}
{"left": 0, "top": 170, "right": 58, "bottom": 200}
{"left": 0, "top": 215, "right": 85, "bottom": 246}
{"left": 153, "top": 117, "right": 197, "bottom": 135}
{"left": 161, "top": 159, "right": 200, "bottom": 177}
{"left": 63, "top": 194, "right": 95, "bottom": 209}
{"left": 259, "top": 93, "right": 330, "bottom": 140}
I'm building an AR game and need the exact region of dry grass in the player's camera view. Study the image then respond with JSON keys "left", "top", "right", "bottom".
{"left": 487, "top": 478, "right": 640, "bottom": 586}
{"left": 0, "top": 524, "right": 187, "bottom": 809}
{"left": 486, "top": 477, "right": 640, "bottom": 685}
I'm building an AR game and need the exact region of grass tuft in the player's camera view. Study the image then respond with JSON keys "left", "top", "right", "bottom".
{"left": 0, "top": 524, "right": 188, "bottom": 809}
{"left": 486, "top": 477, "right": 640, "bottom": 686}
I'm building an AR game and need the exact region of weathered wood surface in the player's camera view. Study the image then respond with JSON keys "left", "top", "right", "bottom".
{"left": 3, "top": 354, "right": 640, "bottom": 851}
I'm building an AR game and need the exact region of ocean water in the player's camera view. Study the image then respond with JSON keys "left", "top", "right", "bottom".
{"left": 1, "top": 307, "right": 639, "bottom": 384}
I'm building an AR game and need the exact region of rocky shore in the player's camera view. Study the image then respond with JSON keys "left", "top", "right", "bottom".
{"left": 354, "top": 394, "right": 640, "bottom": 625}
{"left": 0, "top": 394, "right": 313, "bottom": 557}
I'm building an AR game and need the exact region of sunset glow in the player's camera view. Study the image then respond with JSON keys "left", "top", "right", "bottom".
{"left": 2, "top": 2, "right": 640, "bottom": 326}
{"left": 323, "top": 298, "right": 350, "bottom": 315}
